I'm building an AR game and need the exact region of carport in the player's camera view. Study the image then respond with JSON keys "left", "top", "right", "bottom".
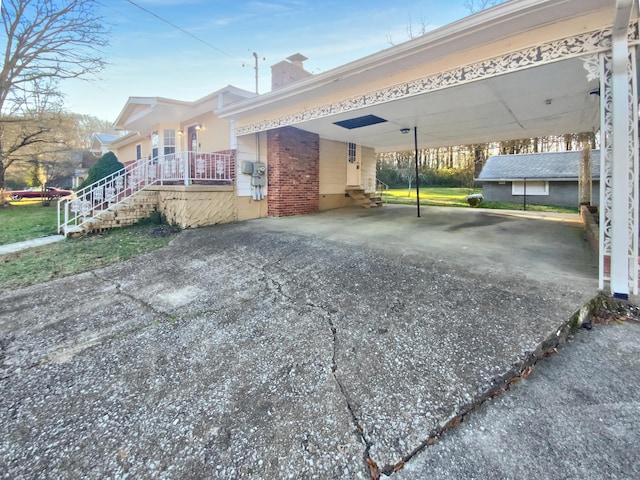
{"left": 219, "top": 0, "right": 640, "bottom": 298}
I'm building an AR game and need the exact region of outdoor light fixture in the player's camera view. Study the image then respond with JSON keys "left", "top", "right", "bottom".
{"left": 400, "top": 128, "right": 411, "bottom": 134}
{"left": 195, "top": 124, "right": 202, "bottom": 131}
{"left": 177, "top": 130, "right": 183, "bottom": 135}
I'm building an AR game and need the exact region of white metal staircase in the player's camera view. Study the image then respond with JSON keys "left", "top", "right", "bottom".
{"left": 58, "top": 151, "right": 233, "bottom": 236}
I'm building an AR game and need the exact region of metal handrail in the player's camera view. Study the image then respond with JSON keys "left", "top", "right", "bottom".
{"left": 58, "top": 150, "right": 233, "bottom": 234}
{"left": 375, "top": 178, "right": 389, "bottom": 197}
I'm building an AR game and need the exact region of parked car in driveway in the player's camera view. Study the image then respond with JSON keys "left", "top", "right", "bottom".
{"left": 9, "top": 187, "right": 73, "bottom": 200}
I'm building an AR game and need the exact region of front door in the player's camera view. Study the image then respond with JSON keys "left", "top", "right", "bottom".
{"left": 346, "top": 142, "right": 361, "bottom": 186}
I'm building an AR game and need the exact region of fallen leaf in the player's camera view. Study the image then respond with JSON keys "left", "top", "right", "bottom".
{"left": 366, "top": 458, "right": 380, "bottom": 480}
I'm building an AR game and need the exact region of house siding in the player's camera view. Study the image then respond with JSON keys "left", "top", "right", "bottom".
{"left": 267, "top": 126, "right": 319, "bottom": 217}
{"left": 482, "top": 181, "right": 600, "bottom": 207}
{"left": 318, "top": 139, "right": 351, "bottom": 210}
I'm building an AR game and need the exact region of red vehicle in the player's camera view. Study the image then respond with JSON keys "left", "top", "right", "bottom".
{"left": 9, "top": 187, "right": 73, "bottom": 201}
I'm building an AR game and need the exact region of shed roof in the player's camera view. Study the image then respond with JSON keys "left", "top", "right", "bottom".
{"left": 477, "top": 150, "right": 600, "bottom": 181}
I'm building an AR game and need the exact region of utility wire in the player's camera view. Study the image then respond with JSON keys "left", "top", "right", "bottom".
{"left": 122, "top": 0, "right": 235, "bottom": 58}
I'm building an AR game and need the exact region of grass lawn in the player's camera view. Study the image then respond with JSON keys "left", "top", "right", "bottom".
{"left": 382, "top": 187, "right": 481, "bottom": 207}
{"left": 0, "top": 224, "right": 179, "bottom": 290}
{"left": 0, "top": 200, "right": 59, "bottom": 245}
{"left": 381, "top": 187, "right": 579, "bottom": 213}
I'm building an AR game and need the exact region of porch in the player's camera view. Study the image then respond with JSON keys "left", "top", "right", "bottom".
{"left": 58, "top": 150, "right": 237, "bottom": 234}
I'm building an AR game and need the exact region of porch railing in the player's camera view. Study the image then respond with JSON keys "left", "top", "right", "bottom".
{"left": 58, "top": 151, "right": 233, "bottom": 234}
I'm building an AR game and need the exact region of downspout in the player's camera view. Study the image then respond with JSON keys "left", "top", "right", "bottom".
{"left": 609, "top": 0, "right": 635, "bottom": 299}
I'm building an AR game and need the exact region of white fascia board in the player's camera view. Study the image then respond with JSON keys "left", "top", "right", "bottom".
{"left": 217, "top": 0, "right": 614, "bottom": 119}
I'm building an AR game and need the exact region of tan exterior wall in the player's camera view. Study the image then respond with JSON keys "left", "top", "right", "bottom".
{"left": 236, "top": 195, "right": 269, "bottom": 221}
{"left": 148, "top": 185, "right": 237, "bottom": 228}
{"left": 115, "top": 138, "right": 147, "bottom": 164}
{"left": 182, "top": 113, "right": 230, "bottom": 153}
{"left": 319, "top": 194, "right": 351, "bottom": 210}
{"left": 319, "top": 138, "right": 350, "bottom": 210}
{"left": 319, "top": 139, "right": 348, "bottom": 195}
{"left": 318, "top": 139, "right": 379, "bottom": 209}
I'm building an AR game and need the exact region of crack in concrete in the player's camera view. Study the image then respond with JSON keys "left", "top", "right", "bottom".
{"left": 323, "top": 310, "right": 381, "bottom": 480}
{"left": 304, "top": 299, "right": 380, "bottom": 479}
{"left": 255, "top": 258, "right": 379, "bottom": 478}
{"left": 91, "top": 271, "right": 168, "bottom": 320}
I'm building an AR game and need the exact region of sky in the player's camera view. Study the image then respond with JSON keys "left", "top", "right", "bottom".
{"left": 61, "top": 0, "right": 474, "bottom": 124}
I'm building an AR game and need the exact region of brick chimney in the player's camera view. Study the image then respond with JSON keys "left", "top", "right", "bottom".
{"left": 271, "top": 53, "right": 312, "bottom": 91}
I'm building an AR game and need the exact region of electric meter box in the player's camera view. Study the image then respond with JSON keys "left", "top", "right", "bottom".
{"left": 251, "top": 162, "right": 267, "bottom": 187}
{"left": 241, "top": 161, "right": 254, "bottom": 175}
{"left": 253, "top": 162, "right": 266, "bottom": 176}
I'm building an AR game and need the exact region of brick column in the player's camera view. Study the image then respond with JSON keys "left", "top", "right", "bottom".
{"left": 267, "top": 126, "right": 319, "bottom": 217}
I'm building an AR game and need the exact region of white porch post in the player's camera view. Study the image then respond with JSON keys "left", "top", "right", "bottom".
{"left": 601, "top": 0, "right": 638, "bottom": 298}
{"left": 184, "top": 152, "right": 190, "bottom": 186}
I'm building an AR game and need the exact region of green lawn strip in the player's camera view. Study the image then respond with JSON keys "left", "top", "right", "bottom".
{"left": 381, "top": 187, "right": 480, "bottom": 207}
{"left": 381, "top": 188, "right": 578, "bottom": 213}
{"left": 478, "top": 201, "right": 578, "bottom": 214}
{"left": 0, "top": 224, "right": 178, "bottom": 290}
{"left": 0, "top": 202, "right": 59, "bottom": 245}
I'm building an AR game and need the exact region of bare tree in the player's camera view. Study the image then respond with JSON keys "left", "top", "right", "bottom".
{"left": 463, "top": 0, "right": 507, "bottom": 14}
{"left": 0, "top": 0, "right": 109, "bottom": 191}
{"left": 387, "top": 15, "right": 430, "bottom": 46}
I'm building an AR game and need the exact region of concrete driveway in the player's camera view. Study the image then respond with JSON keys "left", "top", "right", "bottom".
{"left": 0, "top": 205, "right": 600, "bottom": 478}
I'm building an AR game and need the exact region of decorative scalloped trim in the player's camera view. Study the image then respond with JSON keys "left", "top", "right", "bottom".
{"left": 236, "top": 25, "right": 638, "bottom": 136}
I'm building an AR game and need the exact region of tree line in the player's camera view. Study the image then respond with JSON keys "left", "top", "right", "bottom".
{"left": 376, "top": 132, "right": 598, "bottom": 189}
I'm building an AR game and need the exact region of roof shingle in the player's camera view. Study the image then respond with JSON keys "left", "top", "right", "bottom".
{"left": 477, "top": 150, "right": 600, "bottom": 181}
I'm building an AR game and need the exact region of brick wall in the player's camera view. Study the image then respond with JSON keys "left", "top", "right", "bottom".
{"left": 267, "top": 126, "right": 319, "bottom": 217}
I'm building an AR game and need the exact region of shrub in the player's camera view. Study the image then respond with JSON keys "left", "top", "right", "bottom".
{"left": 78, "top": 152, "right": 124, "bottom": 189}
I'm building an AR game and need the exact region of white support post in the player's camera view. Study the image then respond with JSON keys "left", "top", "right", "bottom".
{"left": 610, "top": 36, "right": 631, "bottom": 298}
{"left": 608, "top": 0, "right": 637, "bottom": 298}
{"left": 184, "top": 153, "right": 190, "bottom": 186}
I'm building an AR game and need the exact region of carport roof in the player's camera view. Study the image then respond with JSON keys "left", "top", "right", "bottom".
{"left": 218, "top": 0, "right": 636, "bottom": 152}
{"left": 477, "top": 150, "right": 601, "bottom": 181}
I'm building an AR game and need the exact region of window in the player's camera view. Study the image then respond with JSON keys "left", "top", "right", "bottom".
{"left": 163, "top": 129, "right": 176, "bottom": 156}
{"left": 512, "top": 181, "right": 549, "bottom": 196}
{"left": 136, "top": 144, "right": 142, "bottom": 160}
{"left": 151, "top": 131, "right": 159, "bottom": 162}
{"left": 348, "top": 142, "right": 357, "bottom": 163}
